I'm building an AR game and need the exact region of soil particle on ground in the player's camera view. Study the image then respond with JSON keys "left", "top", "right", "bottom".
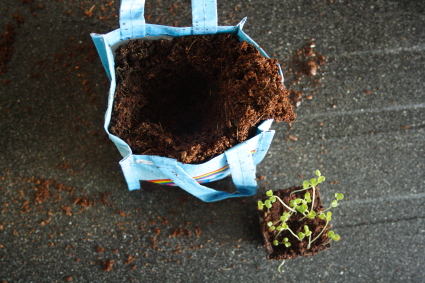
{"left": 110, "top": 33, "right": 295, "bottom": 164}
{"left": 0, "top": 23, "right": 16, "bottom": 75}
{"left": 285, "top": 39, "right": 327, "bottom": 107}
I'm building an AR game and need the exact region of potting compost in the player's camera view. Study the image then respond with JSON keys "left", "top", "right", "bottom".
{"left": 110, "top": 33, "right": 296, "bottom": 164}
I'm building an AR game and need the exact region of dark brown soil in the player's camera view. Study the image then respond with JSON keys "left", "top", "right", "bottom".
{"left": 0, "top": 23, "right": 16, "bottom": 76}
{"left": 258, "top": 186, "right": 331, "bottom": 260}
{"left": 110, "top": 34, "right": 295, "bottom": 164}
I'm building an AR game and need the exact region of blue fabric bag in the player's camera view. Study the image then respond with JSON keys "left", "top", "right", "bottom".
{"left": 90, "top": 0, "right": 283, "bottom": 202}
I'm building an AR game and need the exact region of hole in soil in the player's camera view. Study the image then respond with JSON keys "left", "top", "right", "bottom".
{"left": 145, "top": 65, "right": 216, "bottom": 137}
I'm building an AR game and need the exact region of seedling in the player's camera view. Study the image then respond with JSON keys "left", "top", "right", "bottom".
{"left": 257, "top": 170, "right": 344, "bottom": 272}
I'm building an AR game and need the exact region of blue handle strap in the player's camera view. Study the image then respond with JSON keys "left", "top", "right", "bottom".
{"left": 149, "top": 140, "right": 258, "bottom": 202}
{"left": 119, "top": 0, "right": 217, "bottom": 39}
{"left": 119, "top": 0, "right": 147, "bottom": 39}
{"left": 192, "top": 0, "right": 218, "bottom": 34}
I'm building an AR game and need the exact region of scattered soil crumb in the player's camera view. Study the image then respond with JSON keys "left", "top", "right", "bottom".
{"left": 0, "top": 23, "right": 16, "bottom": 75}
{"left": 96, "top": 246, "right": 105, "bottom": 253}
{"left": 101, "top": 259, "right": 114, "bottom": 271}
{"left": 285, "top": 39, "right": 327, "bottom": 107}
{"left": 124, "top": 255, "right": 136, "bottom": 264}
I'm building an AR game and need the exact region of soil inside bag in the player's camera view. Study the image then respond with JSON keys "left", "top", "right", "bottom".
{"left": 110, "top": 34, "right": 295, "bottom": 164}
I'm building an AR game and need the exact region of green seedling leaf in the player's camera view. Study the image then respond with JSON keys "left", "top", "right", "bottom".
{"left": 318, "top": 176, "right": 325, "bottom": 183}
{"left": 295, "top": 199, "right": 302, "bottom": 204}
{"left": 318, "top": 213, "right": 325, "bottom": 219}
{"left": 283, "top": 237, "right": 291, "bottom": 247}
{"left": 303, "top": 180, "right": 310, "bottom": 189}
{"left": 331, "top": 200, "right": 338, "bottom": 207}
{"left": 257, "top": 201, "right": 264, "bottom": 210}
{"left": 290, "top": 200, "right": 297, "bottom": 207}
{"left": 280, "top": 213, "right": 290, "bottom": 222}
{"left": 267, "top": 222, "right": 273, "bottom": 227}
{"left": 315, "top": 170, "right": 321, "bottom": 176}
{"left": 269, "top": 226, "right": 276, "bottom": 231}
{"left": 335, "top": 193, "right": 344, "bottom": 200}
{"left": 266, "top": 190, "right": 273, "bottom": 197}
{"left": 326, "top": 211, "right": 332, "bottom": 221}
{"left": 304, "top": 192, "right": 311, "bottom": 203}
{"left": 265, "top": 199, "right": 272, "bottom": 209}
{"left": 282, "top": 223, "right": 289, "bottom": 230}
{"left": 304, "top": 225, "right": 312, "bottom": 236}
{"left": 273, "top": 240, "right": 279, "bottom": 246}
{"left": 276, "top": 226, "right": 284, "bottom": 231}
{"left": 332, "top": 234, "right": 341, "bottom": 241}
{"left": 327, "top": 230, "right": 335, "bottom": 238}
{"left": 296, "top": 203, "right": 308, "bottom": 213}
{"left": 310, "top": 178, "right": 318, "bottom": 186}
{"left": 307, "top": 211, "right": 316, "bottom": 219}
{"left": 270, "top": 196, "right": 277, "bottom": 203}
{"left": 298, "top": 232, "right": 305, "bottom": 240}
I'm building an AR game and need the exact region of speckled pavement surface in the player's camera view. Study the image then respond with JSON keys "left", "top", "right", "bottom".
{"left": 0, "top": 0, "right": 424, "bottom": 282}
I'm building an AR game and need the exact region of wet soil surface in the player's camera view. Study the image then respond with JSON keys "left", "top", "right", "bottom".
{"left": 110, "top": 34, "right": 295, "bottom": 163}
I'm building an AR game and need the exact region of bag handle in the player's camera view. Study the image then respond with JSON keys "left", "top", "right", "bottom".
{"left": 119, "top": 0, "right": 218, "bottom": 39}
{"left": 149, "top": 141, "right": 258, "bottom": 202}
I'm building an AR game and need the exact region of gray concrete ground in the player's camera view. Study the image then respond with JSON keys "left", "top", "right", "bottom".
{"left": 1, "top": 0, "right": 424, "bottom": 282}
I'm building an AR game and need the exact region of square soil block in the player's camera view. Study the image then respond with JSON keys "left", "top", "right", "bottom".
{"left": 258, "top": 186, "right": 332, "bottom": 260}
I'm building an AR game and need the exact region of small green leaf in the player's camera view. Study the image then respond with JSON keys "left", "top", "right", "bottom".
{"left": 310, "top": 178, "right": 318, "bottom": 186}
{"left": 318, "top": 176, "right": 325, "bottom": 183}
{"left": 280, "top": 213, "right": 290, "bottom": 222}
{"left": 304, "top": 225, "right": 310, "bottom": 232}
{"left": 315, "top": 170, "right": 321, "bottom": 176}
{"left": 295, "top": 199, "right": 302, "bottom": 204}
{"left": 270, "top": 196, "right": 277, "bottom": 203}
{"left": 284, "top": 242, "right": 291, "bottom": 247}
{"left": 269, "top": 226, "right": 276, "bottom": 231}
{"left": 298, "top": 232, "right": 305, "bottom": 240}
{"left": 305, "top": 231, "right": 312, "bottom": 237}
{"left": 331, "top": 200, "right": 338, "bottom": 207}
{"left": 282, "top": 223, "right": 288, "bottom": 230}
{"left": 318, "top": 213, "right": 325, "bottom": 219}
{"left": 276, "top": 226, "right": 284, "bottom": 231}
{"left": 303, "top": 180, "right": 310, "bottom": 189}
{"left": 273, "top": 240, "right": 279, "bottom": 246}
{"left": 308, "top": 211, "right": 316, "bottom": 219}
{"left": 296, "top": 203, "right": 308, "bottom": 213}
{"left": 333, "top": 234, "right": 341, "bottom": 241}
{"left": 290, "top": 200, "right": 297, "bottom": 207}
{"left": 335, "top": 193, "right": 344, "bottom": 200}
{"left": 266, "top": 190, "right": 273, "bottom": 197}
{"left": 265, "top": 199, "right": 272, "bottom": 209}
{"left": 257, "top": 201, "right": 264, "bottom": 210}
{"left": 327, "top": 230, "right": 335, "bottom": 238}
{"left": 267, "top": 222, "right": 273, "bottom": 227}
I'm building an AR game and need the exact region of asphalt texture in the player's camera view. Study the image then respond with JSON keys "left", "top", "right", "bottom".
{"left": 1, "top": 0, "right": 424, "bottom": 282}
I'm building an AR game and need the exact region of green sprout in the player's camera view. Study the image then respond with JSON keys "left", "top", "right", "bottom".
{"left": 324, "top": 230, "right": 341, "bottom": 245}
{"left": 258, "top": 170, "right": 344, "bottom": 254}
